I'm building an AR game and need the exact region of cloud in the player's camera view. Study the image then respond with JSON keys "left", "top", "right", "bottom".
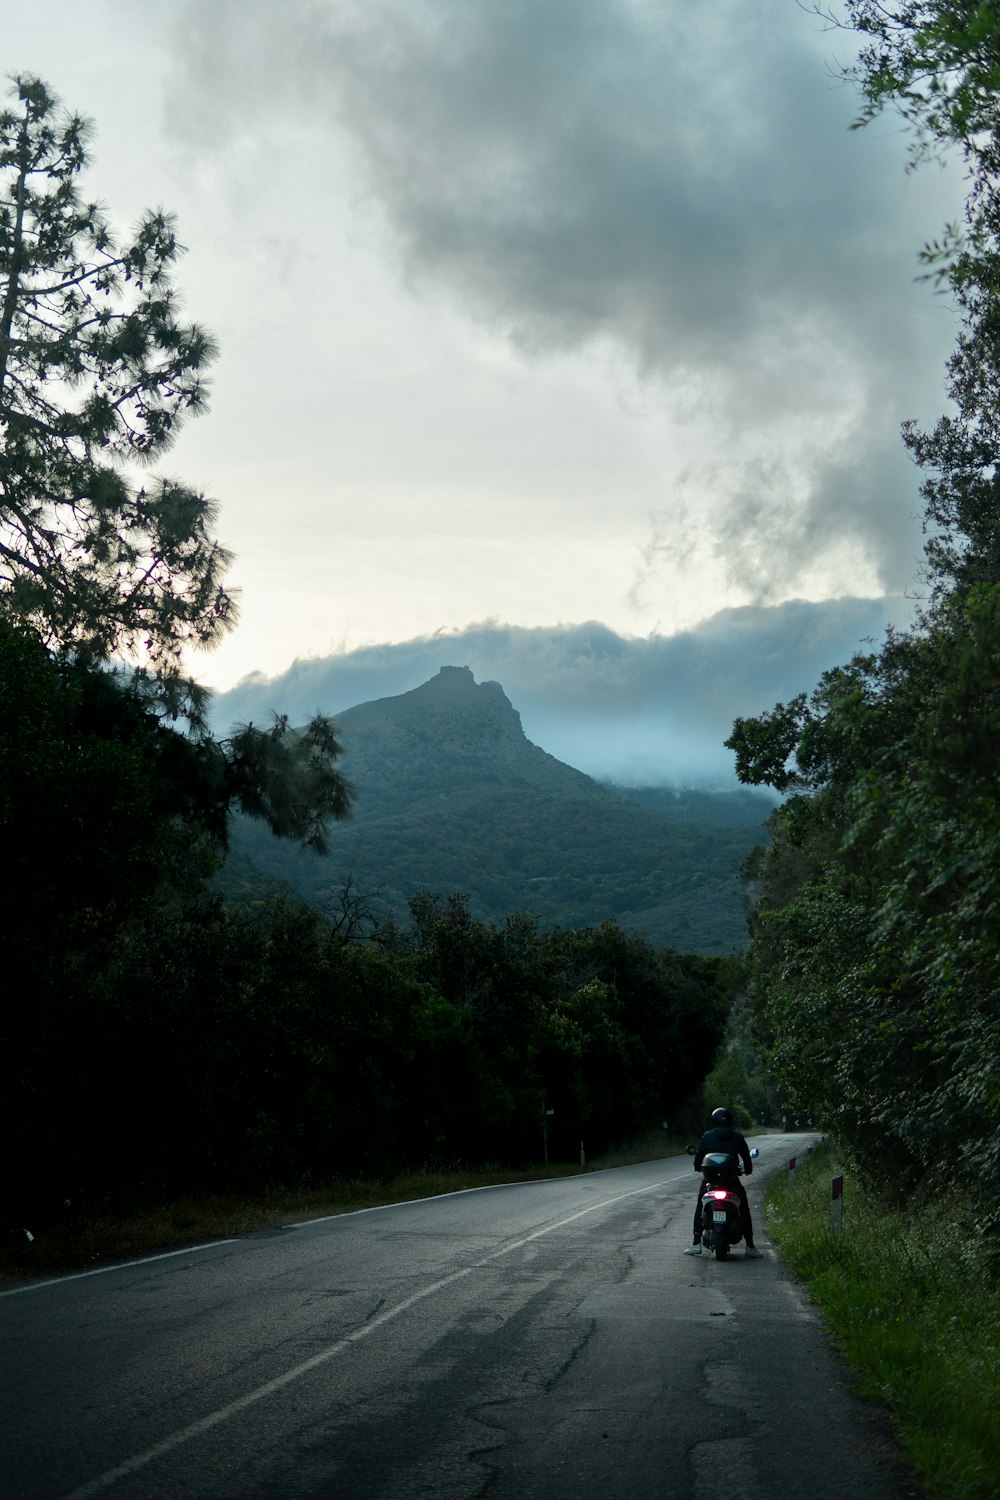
{"left": 157, "top": 0, "right": 958, "bottom": 612}
{"left": 335, "top": 5, "right": 897, "bottom": 372}
{"left": 212, "top": 596, "right": 912, "bottom": 785}
{"left": 162, "top": 1, "right": 940, "bottom": 378}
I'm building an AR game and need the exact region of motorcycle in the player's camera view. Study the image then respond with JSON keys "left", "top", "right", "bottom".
{"left": 699, "top": 1146, "right": 759, "bottom": 1260}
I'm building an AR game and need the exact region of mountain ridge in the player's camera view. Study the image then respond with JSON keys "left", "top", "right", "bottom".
{"left": 220, "top": 666, "right": 771, "bottom": 953}
{"left": 332, "top": 664, "right": 618, "bottom": 812}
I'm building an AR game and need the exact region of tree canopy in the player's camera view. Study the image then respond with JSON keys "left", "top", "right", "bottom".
{"left": 814, "top": 2, "right": 1000, "bottom": 282}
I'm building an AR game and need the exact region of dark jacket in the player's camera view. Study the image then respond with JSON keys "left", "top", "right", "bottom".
{"left": 694, "top": 1125, "right": 753, "bottom": 1177}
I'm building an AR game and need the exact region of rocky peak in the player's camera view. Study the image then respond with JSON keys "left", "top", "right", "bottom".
{"left": 403, "top": 664, "right": 512, "bottom": 710}
{"left": 337, "top": 665, "right": 521, "bottom": 737}
{"left": 333, "top": 666, "right": 593, "bottom": 807}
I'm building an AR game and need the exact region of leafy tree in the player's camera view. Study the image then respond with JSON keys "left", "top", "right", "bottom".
{"left": 722, "top": 6, "right": 1000, "bottom": 1234}
{"left": 833, "top": 3, "right": 1000, "bottom": 145}
{"left": 727, "top": 599, "right": 1000, "bottom": 1215}
{"left": 825, "top": 4, "right": 1000, "bottom": 603}
{"left": 814, "top": 3, "right": 1000, "bottom": 250}
{"left": 0, "top": 616, "right": 358, "bottom": 1211}
{"left": 0, "top": 74, "right": 233, "bottom": 682}
{"left": 0, "top": 617, "right": 200, "bottom": 955}
{"left": 218, "top": 712, "right": 352, "bottom": 854}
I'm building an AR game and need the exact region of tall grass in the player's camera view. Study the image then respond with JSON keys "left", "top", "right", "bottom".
{"left": 765, "top": 1140, "right": 1000, "bottom": 1500}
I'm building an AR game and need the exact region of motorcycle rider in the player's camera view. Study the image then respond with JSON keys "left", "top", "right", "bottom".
{"left": 683, "top": 1106, "right": 762, "bottom": 1258}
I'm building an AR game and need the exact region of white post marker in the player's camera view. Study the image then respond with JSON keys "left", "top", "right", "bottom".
{"left": 832, "top": 1174, "right": 844, "bottom": 1237}
{"left": 788, "top": 1155, "right": 796, "bottom": 1190}
{"left": 542, "top": 1103, "right": 554, "bottom": 1165}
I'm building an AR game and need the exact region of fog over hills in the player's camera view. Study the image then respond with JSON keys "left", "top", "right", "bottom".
{"left": 211, "top": 597, "right": 910, "bottom": 786}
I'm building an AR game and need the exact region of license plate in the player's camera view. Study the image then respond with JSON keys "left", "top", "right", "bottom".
{"left": 712, "top": 1211, "right": 727, "bottom": 1224}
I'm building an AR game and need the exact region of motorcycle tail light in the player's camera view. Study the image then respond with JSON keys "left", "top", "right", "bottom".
{"left": 710, "top": 1190, "right": 729, "bottom": 1200}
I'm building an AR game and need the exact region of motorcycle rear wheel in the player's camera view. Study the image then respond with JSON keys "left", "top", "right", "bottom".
{"left": 715, "top": 1240, "right": 730, "bottom": 1260}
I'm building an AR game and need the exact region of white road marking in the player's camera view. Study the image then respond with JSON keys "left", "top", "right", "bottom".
{"left": 283, "top": 1175, "right": 563, "bottom": 1227}
{"left": 4, "top": 1161, "right": 691, "bottom": 1291}
{"left": 58, "top": 1179, "right": 667, "bottom": 1498}
{"left": 0, "top": 1241, "right": 240, "bottom": 1297}
{"left": 285, "top": 1161, "right": 685, "bottom": 1227}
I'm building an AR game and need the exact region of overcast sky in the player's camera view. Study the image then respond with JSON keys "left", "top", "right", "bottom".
{"left": 5, "top": 1, "right": 961, "bottom": 778}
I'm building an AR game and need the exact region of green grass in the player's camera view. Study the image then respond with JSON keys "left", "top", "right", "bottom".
{"left": 765, "top": 1140, "right": 1000, "bottom": 1500}
{"left": 0, "top": 1130, "right": 687, "bottom": 1284}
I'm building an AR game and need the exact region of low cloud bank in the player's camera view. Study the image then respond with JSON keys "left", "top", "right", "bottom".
{"left": 213, "top": 597, "right": 910, "bottom": 786}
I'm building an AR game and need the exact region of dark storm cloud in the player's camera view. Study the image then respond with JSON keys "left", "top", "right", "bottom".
{"left": 316, "top": 1, "right": 919, "bottom": 378}
{"left": 165, "top": 0, "right": 942, "bottom": 382}
{"left": 213, "top": 597, "right": 910, "bottom": 785}
{"left": 158, "top": 0, "right": 957, "bottom": 601}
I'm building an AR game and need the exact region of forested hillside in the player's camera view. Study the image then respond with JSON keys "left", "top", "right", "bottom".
{"left": 726, "top": 2, "right": 1000, "bottom": 1238}
{"left": 218, "top": 666, "right": 772, "bottom": 954}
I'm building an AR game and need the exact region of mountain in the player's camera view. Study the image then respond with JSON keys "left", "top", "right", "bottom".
{"left": 219, "top": 665, "right": 772, "bottom": 953}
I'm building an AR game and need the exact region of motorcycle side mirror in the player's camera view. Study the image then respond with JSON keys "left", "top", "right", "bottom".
{"left": 750, "top": 1147, "right": 760, "bottom": 1158}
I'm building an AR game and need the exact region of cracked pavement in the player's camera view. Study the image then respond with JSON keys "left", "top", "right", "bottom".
{"left": 1, "top": 1136, "right": 919, "bottom": 1499}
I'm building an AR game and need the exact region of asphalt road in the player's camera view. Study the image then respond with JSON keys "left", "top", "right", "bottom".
{"left": 1, "top": 1134, "right": 918, "bottom": 1499}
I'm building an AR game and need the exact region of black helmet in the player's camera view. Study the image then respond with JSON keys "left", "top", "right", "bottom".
{"left": 711, "top": 1107, "right": 733, "bottom": 1128}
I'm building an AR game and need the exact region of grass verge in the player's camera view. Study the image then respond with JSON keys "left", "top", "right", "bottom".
{"left": 0, "top": 1130, "right": 687, "bottom": 1285}
{"left": 765, "top": 1139, "right": 1000, "bottom": 1500}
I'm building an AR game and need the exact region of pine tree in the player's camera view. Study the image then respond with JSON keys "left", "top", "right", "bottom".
{"left": 0, "top": 74, "right": 235, "bottom": 675}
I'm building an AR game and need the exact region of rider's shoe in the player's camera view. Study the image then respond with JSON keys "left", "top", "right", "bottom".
{"left": 683, "top": 1242, "right": 702, "bottom": 1255}
{"left": 744, "top": 1245, "right": 764, "bottom": 1258}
